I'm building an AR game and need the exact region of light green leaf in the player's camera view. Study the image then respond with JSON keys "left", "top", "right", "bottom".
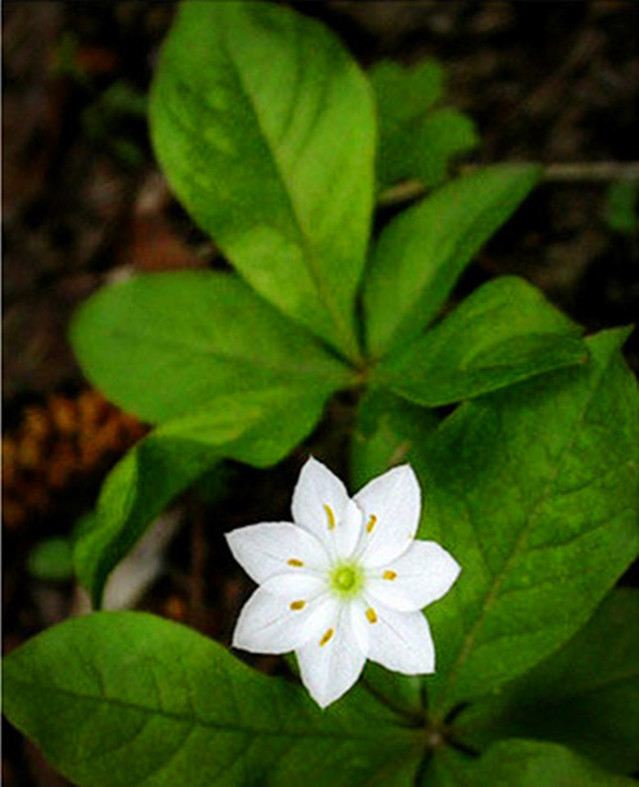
{"left": 27, "top": 538, "right": 74, "bottom": 582}
{"left": 374, "top": 276, "right": 587, "bottom": 406}
{"left": 71, "top": 271, "right": 354, "bottom": 424}
{"left": 75, "top": 387, "right": 329, "bottom": 608}
{"left": 414, "top": 328, "right": 638, "bottom": 715}
{"left": 469, "top": 740, "right": 635, "bottom": 786}
{"left": 350, "top": 388, "right": 439, "bottom": 490}
{"left": 3, "top": 612, "right": 423, "bottom": 786}
{"left": 363, "top": 164, "right": 541, "bottom": 358}
{"left": 456, "top": 588, "right": 639, "bottom": 775}
{"left": 150, "top": 3, "right": 375, "bottom": 359}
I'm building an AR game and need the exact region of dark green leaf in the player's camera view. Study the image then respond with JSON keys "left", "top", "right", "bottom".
{"left": 604, "top": 180, "right": 638, "bottom": 235}
{"left": 374, "top": 276, "right": 587, "bottom": 406}
{"left": 414, "top": 328, "right": 638, "bottom": 714}
{"left": 363, "top": 165, "right": 542, "bottom": 358}
{"left": 150, "top": 3, "right": 375, "bottom": 358}
{"left": 71, "top": 271, "right": 354, "bottom": 424}
{"left": 469, "top": 740, "right": 635, "bottom": 786}
{"left": 371, "top": 59, "right": 445, "bottom": 131}
{"left": 372, "top": 59, "right": 476, "bottom": 192}
{"left": 379, "top": 108, "right": 478, "bottom": 192}
{"left": 456, "top": 588, "right": 639, "bottom": 775}
{"left": 3, "top": 612, "right": 423, "bottom": 786}
{"left": 74, "top": 387, "right": 329, "bottom": 608}
{"left": 350, "top": 388, "right": 439, "bottom": 490}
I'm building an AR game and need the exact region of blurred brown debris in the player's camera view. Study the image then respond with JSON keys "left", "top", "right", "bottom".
{"left": 2, "top": 388, "right": 147, "bottom": 531}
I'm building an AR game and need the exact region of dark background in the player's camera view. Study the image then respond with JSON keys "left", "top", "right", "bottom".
{"left": 3, "top": 3, "right": 638, "bottom": 784}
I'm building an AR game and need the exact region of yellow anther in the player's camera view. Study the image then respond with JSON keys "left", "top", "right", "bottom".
{"left": 320, "top": 628, "right": 334, "bottom": 646}
{"left": 366, "top": 514, "right": 377, "bottom": 533}
{"left": 287, "top": 559, "right": 304, "bottom": 567}
{"left": 366, "top": 607, "right": 378, "bottom": 624}
{"left": 290, "top": 600, "right": 306, "bottom": 611}
{"left": 382, "top": 570, "right": 397, "bottom": 581}
{"left": 324, "top": 504, "right": 336, "bottom": 530}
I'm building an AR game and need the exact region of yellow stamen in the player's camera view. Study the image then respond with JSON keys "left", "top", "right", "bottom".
{"left": 366, "top": 514, "right": 377, "bottom": 533}
{"left": 324, "top": 504, "right": 336, "bottom": 530}
{"left": 320, "top": 628, "right": 334, "bottom": 646}
{"left": 382, "top": 570, "right": 397, "bottom": 581}
{"left": 366, "top": 607, "right": 378, "bottom": 624}
{"left": 290, "top": 600, "right": 306, "bottom": 611}
{"left": 287, "top": 559, "right": 304, "bottom": 567}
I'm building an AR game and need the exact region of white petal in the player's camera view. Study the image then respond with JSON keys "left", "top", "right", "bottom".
{"left": 225, "top": 522, "right": 329, "bottom": 584}
{"left": 332, "top": 498, "right": 364, "bottom": 559}
{"left": 348, "top": 597, "right": 370, "bottom": 657}
{"left": 232, "top": 586, "right": 334, "bottom": 655}
{"left": 292, "top": 457, "right": 352, "bottom": 547}
{"left": 296, "top": 606, "right": 367, "bottom": 708}
{"left": 364, "top": 601, "right": 435, "bottom": 674}
{"left": 260, "top": 572, "right": 327, "bottom": 599}
{"left": 354, "top": 465, "right": 421, "bottom": 566}
{"left": 366, "top": 541, "right": 461, "bottom": 612}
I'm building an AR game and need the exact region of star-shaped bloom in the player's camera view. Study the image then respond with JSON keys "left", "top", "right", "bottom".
{"left": 225, "top": 457, "right": 460, "bottom": 708}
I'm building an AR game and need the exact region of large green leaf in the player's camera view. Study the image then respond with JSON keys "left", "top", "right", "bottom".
{"left": 3, "top": 612, "right": 423, "bottom": 786}
{"left": 350, "top": 387, "right": 439, "bottom": 490}
{"left": 71, "top": 271, "right": 354, "bottom": 424}
{"left": 150, "top": 3, "right": 375, "bottom": 359}
{"left": 374, "top": 276, "right": 587, "bottom": 406}
{"left": 363, "top": 165, "right": 541, "bottom": 358}
{"left": 414, "top": 328, "right": 638, "bottom": 715}
{"left": 468, "top": 740, "right": 635, "bottom": 786}
{"left": 455, "top": 588, "right": 639, "bottom": 775}
{"left": 74, "top": 387, "right": 329, "bottom": 608}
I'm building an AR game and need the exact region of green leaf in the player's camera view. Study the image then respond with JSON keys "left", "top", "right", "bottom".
{"left": 604, "top": 180, "right": 638, "bottom": 235}
{"left": 3, "top": 612, "right": 424, "bottom": 786}
{"left": 469, "top": 740, "right": 635, "bottom": 786}
{"left": 414, "top": 328, "right": 639, "bottom": 714}
{"left": 27, "top": 538, "right": 74, "bottom": 582}
{"left": 150, "top": 3, "right": 375, "bottom": 359}
{"left": 374, "top": 276, "right": 588, "bottom": 406}
{"left": 363, "top": 164, "right": 542, "bottom": 358}
{"left": 71, "top": 271, "right": 354, "bottom": 424}
{"left": 350, "top": 387, "right": 439, "bottom": 490}
{"left": 75, "top": 387, "right": 329, "bottom": 608}
{"left": 411, "top": 108, "right": 478, "bottom": 188}
{"left": 371, "top": 59, "right": 445, "bottom": 132}
{"left": 456, "top": 588, "right": 639, "bottom": 775}
{"left": 379, "top": 108, "right": 478, "bottom": 192}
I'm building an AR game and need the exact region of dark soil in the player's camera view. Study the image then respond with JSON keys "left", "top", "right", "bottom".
{"left": 3, "top": 3, "right": 638, "bottom": 785}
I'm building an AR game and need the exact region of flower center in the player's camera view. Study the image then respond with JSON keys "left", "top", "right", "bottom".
{"left": 330, "top": 563, "right": 364, "bottom": 598}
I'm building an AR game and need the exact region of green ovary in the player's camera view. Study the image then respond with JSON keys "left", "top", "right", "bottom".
{"left": 330, "top": 563, "right": 364, "bottom": 598}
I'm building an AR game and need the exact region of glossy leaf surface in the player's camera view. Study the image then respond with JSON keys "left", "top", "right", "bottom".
{"left": 363, "top": 165, "right": 541, "bottom": 358}
{"left": 3, "top": 612, "right": 423, "bottom": 786}
{"left": 71, "top": 271, "right": 353, "bottom": 424}
{"left": 150, "top": 3, "right": 375, "bottom": 358}
{"left": 74, "top": 388, "right": 329, "bottom": 608}
{"left": 414, "top": 329, "right": 638, "bottom": 713}
{"left": 375, "top": 276, "right": 587, "bottom": 406}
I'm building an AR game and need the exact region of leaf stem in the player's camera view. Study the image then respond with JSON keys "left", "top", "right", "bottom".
{"left": 378, "top": 161, "right": 639, "bottom": 206}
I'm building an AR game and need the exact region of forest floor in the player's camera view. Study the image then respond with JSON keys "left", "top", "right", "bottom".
{"left": 3, "top": 3, "right": 638, "bottom": 784}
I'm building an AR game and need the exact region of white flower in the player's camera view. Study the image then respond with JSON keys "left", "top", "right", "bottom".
{"left": 225, "top": 457, "right": 460, "bottom": 708}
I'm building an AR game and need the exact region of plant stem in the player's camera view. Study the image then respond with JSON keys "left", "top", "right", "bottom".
{"left": 378, "top": 161, "right": 639, "bottom": 206}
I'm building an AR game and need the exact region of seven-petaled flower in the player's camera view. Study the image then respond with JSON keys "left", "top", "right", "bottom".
{"left": 225, "top": 457, "right": 460, "bottom": 708}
